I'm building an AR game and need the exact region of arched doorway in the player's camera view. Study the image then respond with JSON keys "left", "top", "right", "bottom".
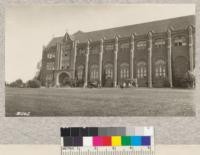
{"left": 173, "top": 56, "right": 189, "bottom": 87}
{"left": 58, "top": 72, "right": 71, "bottom": 87}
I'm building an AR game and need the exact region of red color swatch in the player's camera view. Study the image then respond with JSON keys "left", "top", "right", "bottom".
{"left": 102, "top": 136, "right": 111, "bottom": 146}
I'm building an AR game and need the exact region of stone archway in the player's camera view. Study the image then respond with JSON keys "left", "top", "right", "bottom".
{"left": 56, "top": 72, "right": 71, "bottom": 87}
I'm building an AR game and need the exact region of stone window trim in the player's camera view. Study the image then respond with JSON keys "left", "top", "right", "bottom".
{"left": 120, "top": 63, "right": 129, "bottom": 79}
{"left": 155, "top": 59, "right": 166, "bottom": 78}
{"left": 154, "top": 38, "right": 166, "bottom": 48}
{"left": 120, "top": 42, "right": 130, "bottom": 49}
{"left": 78, "top": 48, "right": 86, "bottom": 55}
{"left": 62, "top": 50, "right": 70, "bottom": 57}
{"left": 105, "top": 44, "right": 114, "bottom": 51}
{"left": 46, "top": 62, "right": 55, "bottom": 70}
{"left": 46, "top": 74, "right": 53, "bottom": 81}
{"left": 47, "top": 53, "right": 56, "bottom": 59}
{"left": 77, "top": 65, "right": 84, "bottom": 80}
{"left": 65, "top": 44, "right": 71, "bottom": 50}
{"left": 90, "top": 64, "right": 99, "bottom": 80}
{"left": 136, "top": 41, "right": 147, "bottom": 50}
{"left": 173, "top": 36, "right": 187, "bottom": 47}
{"left": 136, "top": 61, "right": 147, "bottom": 79}
{"left": 90, "top": 46, "right": 99, "bottom": 54}
{"left": 104, "top": 63, "right": 113, "bottom": 79}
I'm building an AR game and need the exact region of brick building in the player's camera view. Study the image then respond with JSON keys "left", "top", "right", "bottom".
{"left": 40, "top": 15, "right": 195, "bottom": 88}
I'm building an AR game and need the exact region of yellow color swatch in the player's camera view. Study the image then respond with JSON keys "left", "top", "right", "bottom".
{"left": 111, "top": 136, "right": 121, "bottom": 146}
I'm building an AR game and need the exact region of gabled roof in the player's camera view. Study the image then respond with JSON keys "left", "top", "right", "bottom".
{"left": 47, "top": 15, "right": 195, "bottom": 47}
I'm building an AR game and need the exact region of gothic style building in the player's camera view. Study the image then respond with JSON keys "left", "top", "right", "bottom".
{"left": 40, "top": 15, "right": 195, "bottom": 88}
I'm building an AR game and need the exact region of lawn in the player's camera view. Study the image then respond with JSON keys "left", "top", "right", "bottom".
{"left": 5, "top": 87, "right": 196, "bottom": 116}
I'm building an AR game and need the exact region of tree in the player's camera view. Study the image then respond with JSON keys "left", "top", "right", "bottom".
{"left": 34, "top": 60, "right": 42, "bottom": 81}
{"left": 9, "top": 79, "right": 24, "bottom": 88}
{"left": 26, "top": 79, "right": 41, "bottom": 88}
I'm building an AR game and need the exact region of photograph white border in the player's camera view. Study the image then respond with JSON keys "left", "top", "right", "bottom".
{"left": 0, "top": 0, "right": 200, "bottom": 144}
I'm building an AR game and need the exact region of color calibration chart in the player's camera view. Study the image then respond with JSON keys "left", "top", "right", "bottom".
{"left": 61, "top": 127, "right": 154, "bottom": 155}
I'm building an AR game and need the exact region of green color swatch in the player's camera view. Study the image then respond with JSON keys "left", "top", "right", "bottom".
{"left": 121, "top": 136, "right": 131, "bottom": 146}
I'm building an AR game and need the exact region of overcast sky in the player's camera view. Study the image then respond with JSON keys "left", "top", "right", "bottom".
{"left": 5, "top": 4, "right": 195, "bottom": 83}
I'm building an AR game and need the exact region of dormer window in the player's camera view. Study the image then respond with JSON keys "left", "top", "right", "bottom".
{"left": 78, "top": 48, "right": 85, "bottom": 55}
{"left": 174, "top": 36, "right": 187, "bottom": 47}
{"left": 137, "top": 41, "right": 146, "bottom": 50}
{"left": 90, "top": 46, "right": 99, "bottom": 54}
{"left": 47, "top": 53, "right": 55, "bottom": 59}
{"left": 46, "top": 62, "right": 55, "bottom": 70}
{"left": 105, "top": 44, "right": 114, "bottom": 51}
{"left": 154, "top": 39, "right": 165, "bottom": 48}
{"left": 120, "top": 43, "right": 129, "bottom": 51}
{"left": 120, "top": 43, "right": 129, "bottom": 49}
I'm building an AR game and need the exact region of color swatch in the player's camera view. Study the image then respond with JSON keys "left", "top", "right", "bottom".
{"left": 61, "top": 127, "right": 153, "bottom": 147}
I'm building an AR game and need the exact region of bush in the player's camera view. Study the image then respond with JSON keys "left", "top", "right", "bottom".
{"left": 26, "top": 79, "right": 41, "bottom": 88}
{"left": 76, "top": 79, "right": 84, "bottom": 87}
{"left": 163, "top": 78, "right": 170, "bottom": 87}
{"left": 9, "top": 79, "right": 24, "bottom": 88}
{"left": 181, "top": 71, "right": 195, "bottom": 88}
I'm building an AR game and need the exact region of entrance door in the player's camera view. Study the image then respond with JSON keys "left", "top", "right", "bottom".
{"left": 59, "top": 72, "right": 70, "bottom": 87}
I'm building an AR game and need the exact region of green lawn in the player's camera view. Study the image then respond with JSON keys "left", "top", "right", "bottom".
{"left": 5, "top": 87, "right": 195, "bottom": 116}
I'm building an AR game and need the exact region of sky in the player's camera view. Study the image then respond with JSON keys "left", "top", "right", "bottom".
{"left": 5, "top": 4, "right": 195, "bottom": 83}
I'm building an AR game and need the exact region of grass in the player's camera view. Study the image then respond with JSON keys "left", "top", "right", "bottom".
{"left": 5, "top": 87, "right": 196, "bottom": 117}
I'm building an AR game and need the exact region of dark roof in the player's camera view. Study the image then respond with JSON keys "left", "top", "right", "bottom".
{"left": 47, "top": 15, "right": 195, "bottom": 47}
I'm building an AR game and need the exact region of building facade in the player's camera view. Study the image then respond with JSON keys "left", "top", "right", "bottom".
{"left": 40, "top": 15, "right": 195, "bottom": 88}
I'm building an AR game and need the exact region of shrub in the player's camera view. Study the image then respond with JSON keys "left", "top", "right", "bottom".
{"left": 26, "top": 79, "right": 41, "bottom": 88}
{"left": 9, "top": 79, "right": 24, "bottom": 88}
{"left": 163, "top": 78, "right": 170, "bottom": 87}
{"left": 181, "top": 71, "right": 195, "bottom": 88}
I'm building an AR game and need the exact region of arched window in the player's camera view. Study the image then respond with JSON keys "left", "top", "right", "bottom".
{"left": 137, "top": 41, "right": 146, "bottom": 50}
{"left": 120, "top": 63, "right": 129, "bottom": 79}
{"left": 105, "top": 64, "right": 113, "bottom": 79}
{"left": 120, "top": 42, "right": 129, "bottom": 52}
{"left": 90, "top": 46, "right": 99, "bottom": 54}
{"left": 77, "top": 65, "right": 84, "bottom": 80}
{"left": 154, "top": 38, "right": 165, "bottom": 48}
{"left": 46, "top": 74, "right": 53, "bottom": 81}
{"left": 137, "top": 61, "right": 147, "bottom": 79}
{"left": 90, "top": 65, "right": 99, "bottom": 81}
{"left": 78, "top": 48, "right": 86, "bottom": 55}
{"left": 105, "top": 44, "right": 114, "bottom": 51}
{"left": 46, "top": 62, "right": 55, "bottom": 70}
{"left": 47, "top": 53, "right": 55, "bottom": 59}
{"left": 174, "top": 36, "right": 187, "bottom": 46}
{"left": 155, "top": 59, "right": 166, "bottom": 78}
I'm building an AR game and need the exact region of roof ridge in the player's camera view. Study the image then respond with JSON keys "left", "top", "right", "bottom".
{"left": 73, "top": 15, "right": 194, "bottom": 35}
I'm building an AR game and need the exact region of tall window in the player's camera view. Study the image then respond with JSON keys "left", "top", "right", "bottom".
{"left": 154, "top": 38, "right": 165, "bottom": 48}
{"left": 105, "top": 64, "right": 113, "bottom": 79}
{"left": 120, "top": 63, "right": 129, "bottom": 79}
{"left": 137, "top": 41, "right": 146, "bottom": 50}
{"left": 174, "top": 36, "right": 187, "bottom": 46}
{"left": 78, "top": 48, "right": 86, "bottom": 55}
{"left": 77, "top": 65, "right": 84, "bottom": 80}
{"left": 105, "top": 44, "right": 114, "bottom": 51}
{"left": 46, "top": 74, "right": 53, "bottom": 81}
{"left": 63, "top": 50, "right": 70, "bottom": 57}
{"left": 137, "top": 61, "right": 147, "bottom": 79}
{"left": 155, "top": 59, "right": 166, "bottom": 78}
{"left": 90, "top": 65, "right": 99, "bottom": 81}
{"left": 120, "top": 42, "right": 129, "bottom": 52}
{"left": 47, "top": 53, "right": 55, "bottom": 59}
{"left": 90, "top": 46, "right": 99, "bottom": 54}
{"left": 46, "top": 62, "right": 55, "bottom": 70}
